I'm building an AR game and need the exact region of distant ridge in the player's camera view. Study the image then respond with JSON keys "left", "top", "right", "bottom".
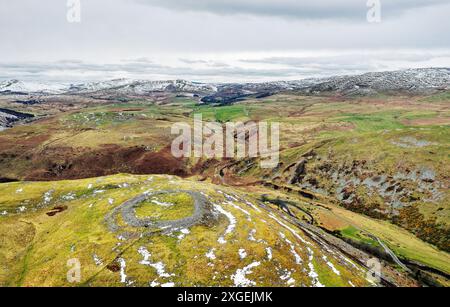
{"left": 1, "top": 68, "right": 449, "bottom": 100}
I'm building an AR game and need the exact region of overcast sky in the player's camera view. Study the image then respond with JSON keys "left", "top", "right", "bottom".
{"left": 1, "top": 0, "right": 449, "bottom": 82}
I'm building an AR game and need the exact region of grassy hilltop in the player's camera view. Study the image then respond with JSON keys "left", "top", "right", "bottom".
{"left": 0, "top": 174, "right": 375, "bottom": 287}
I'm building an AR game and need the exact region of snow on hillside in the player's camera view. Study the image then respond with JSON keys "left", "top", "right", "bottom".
{"left": 66, "top": 79, "right": 217, "bottom": 95}
{"left": 305, "top": 68, "right": 450, "bottom": 95}
{"left": 0, "top": 111, "right": 17, "bottom": 129}
{"left": 1, "top": 68, "right": 449, "bottom": 96}
{"left": 0, "top": 80, "right": 68, "bottom": 94}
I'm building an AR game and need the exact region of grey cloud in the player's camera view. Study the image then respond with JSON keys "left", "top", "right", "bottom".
{"left": 179, "top": 59, "right": 231, "bottom": 68}
{"left": 2, "top": 51, "right": 449, "bottom": 83}
{"left": 179, "top": 59, "right": 209, "bottom": 65}
{"left": 137, "top": 0, "right": 449, "bottom": 20}
{"left": 0, "top": 60, "right": 355, "bottom": 82}
{"left": 240, "top": 52, "right": 450, "bottom": 67}
{"left": 1, "top": 0, "right": 450, "bottom": 61}
{"left": 0, "top": 60, "right": 170, "bottom": 81}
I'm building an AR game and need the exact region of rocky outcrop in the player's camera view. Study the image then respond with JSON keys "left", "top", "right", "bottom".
{"left": 275, "top": 152, "right": 449, "bottom": 251}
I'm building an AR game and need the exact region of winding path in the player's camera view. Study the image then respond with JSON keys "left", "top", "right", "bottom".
{"left": 370, "top": 235, "right": 412, "bottom": 273}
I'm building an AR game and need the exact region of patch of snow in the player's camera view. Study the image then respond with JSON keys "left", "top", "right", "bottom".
{"left": 118, "top": 258, "right": 127, "bottom": 283}
{"left": 61, "top": 192, "right": 76, "bottom": 201}
{"left": 307, "top": 247, "right": 324, "bottom": 287}
{"left": 280, "top": 270, "right": 291, "bottom": 280}
{"left": 16, "top": 188, "right": 23, "bottom": 193}
{"left": 341, "top": 256, "right": 362, "bottom": 271}
{"left": 177, "top": 228, "right": 190, "bottom": 240}
{"left": 280, "top": 270, "right": 296, "bottom": 286}
{"left": 151, "top": 199, "right": 174, "bottom": 207}
{"left": 149, "top": 261, "right": 175, "bottom": 277}
{"left": 87, "top": 184, "right": 93, "bottom": 189}
{"left": 248, "top": 229, "right": 257, "bottom": 242}
{"left": 231, "top": 261, "right": 261, "bottom": 287}
{"left": 138, "top": 246, "right": 152, "bottom": 264}
{"left": 161, "top": 282, "right": 175, "bottom": 287}
{"left": 238, "top": 249, "right": 247, "bottom": 259}
{"left": 290, "top": 248, "right": 302, "bottom": 265}
{"left": 226, "top": 201, "right": 251, "bottom": 216}
{"left": 245, "top": 201, "right": 261, "bottom": 213}
{"left": 217, "top": 190, "right": 239, "bottom": 202}
{"left": 269, "top": 213, "right": 311, "bottom": 245}
{"left": 280, "top": 232, "right": 302, "bottom": 265}
{"left": 322, "top": 256, "right": 340, "bottom": 276}
{"left": 213, "top": 203, "right": 236, "bottom": 244}
{"left": 206, "top": 248, "right": 217, "bottom": 260}
{"left": 93, "top": 254, "right": 103, "bottom": 266}
{"left": 18, "top": 206, "right": 26, "bottom": 212}
{"left": 1, "top": 210, "right": 7, "bottom": 216}
{"left": 138, "top": 246, "right": 175, "bottom": 278}
{"left": 43, "top": 190, "right": 53, "bottom": 204}
{"left": 108, "top": 198, "right": 114, "bottom": 205}
{"left": 266, "top": 247, "right": 273, "bottom": 261}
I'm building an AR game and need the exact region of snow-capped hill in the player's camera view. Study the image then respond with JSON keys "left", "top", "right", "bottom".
{"left": 145, "top": 80, "right": 217, "bottom": 93}
{"left": 66, "top": 79, "right": 134, "bottom": 93}
{"left": 1, "top": 68, "right": 448, "bottom": 98}
{"left": 119, "top": 80, "right": 217, "bottom": 95}
{"left": 305, "top": 68, "right": 450, "bottom": 95}
{"left": 199, "top": 68, "right": 450, "bottom": 103}
{"left": 67, "top": 79, "right": 217, "bottom": 95}
{"left": 0, "top": 79, "right": 67, "bottom": 94}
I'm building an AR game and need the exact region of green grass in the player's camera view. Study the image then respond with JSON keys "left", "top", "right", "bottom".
{"left": 193, "top": 105, "right": 251, "bottom": 122}
{"left": 135, "top": 192, "right": 194, "bottom": 221}
{"left": 341, "top": 226, "right": 379, "bottom": 246}
{"left": 338, "top": 111, "right": 405, "bottom": 132}
{"left": 327, "top": 204, "right": 450, "bottom": 274}
{"left": 421, "top": 91, "right": 450, "bottom": 103}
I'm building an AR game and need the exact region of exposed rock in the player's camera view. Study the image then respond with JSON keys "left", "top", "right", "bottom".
{"left": 289, "top": 159, "right": 307, "bottom": 184}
